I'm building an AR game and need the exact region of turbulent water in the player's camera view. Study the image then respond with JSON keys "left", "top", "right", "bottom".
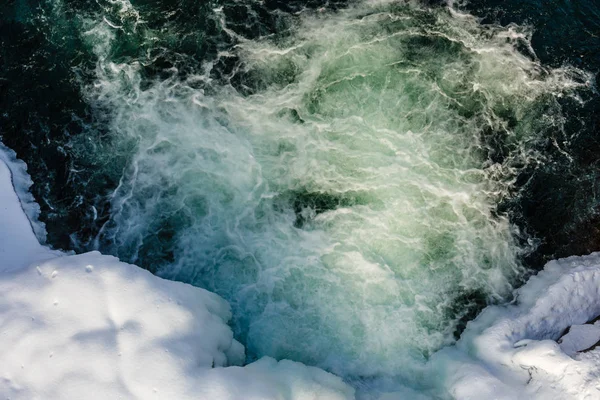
{"left": 1, "top": 0, "right": 598, "bottom": 392}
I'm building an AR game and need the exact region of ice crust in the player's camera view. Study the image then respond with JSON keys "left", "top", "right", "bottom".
{"left": 0, "top": 155, "right": 60, "bottom": 272}
{"left": 0, "top": 143, "right": 51, "bottom": 244}
{"left": 2, "top": 150, "right": 600, "bottom": 399}
{"left": 560, "top": 324, "right": 600, "bottom": 356}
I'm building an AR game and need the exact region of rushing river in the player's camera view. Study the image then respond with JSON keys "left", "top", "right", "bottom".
{"left": 1, "top": 0, "right": 598, "bottom": 392}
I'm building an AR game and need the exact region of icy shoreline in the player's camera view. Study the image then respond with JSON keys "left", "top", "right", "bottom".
{"left": 432, "top": 255, "right": 600, "bottom": 399}
{"left": 0, "top": 154, "right": 354, "bottom": 400}
{"left": 1, "top": 149, "right": 600, "bottom": 399}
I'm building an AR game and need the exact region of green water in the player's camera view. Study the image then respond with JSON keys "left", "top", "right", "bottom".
{"left": 37, "top": 0, "right": 589, "bottom": 384}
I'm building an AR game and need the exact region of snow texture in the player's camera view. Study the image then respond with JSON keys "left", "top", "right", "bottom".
{"left": 433, "top": 254, "right": 600, "bottom": 399}
{"left": 0, "top": 143, "right": 51, "bottom": 244}
{"left": 559, "top": 323, "right": 600, "bottom": 356}
{"left": 0, "top": 154, "right": 59, "bottom": 272}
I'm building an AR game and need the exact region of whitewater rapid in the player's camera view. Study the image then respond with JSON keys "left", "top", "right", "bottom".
{"left": 30, "top": 0, "right": 591, "bottom": 386}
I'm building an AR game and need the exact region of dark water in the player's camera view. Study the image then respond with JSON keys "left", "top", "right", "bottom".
{"left": 0, "top": 0, "right": 346, "bottom": 248}
{"left": 1, "top": 0, "right": 599, "bottom": 385}
{"left": 2, "top": 0, "right": 598, "bottom": 268}
{"left": 465, "top": 0, "right": 600, "bottom": 267}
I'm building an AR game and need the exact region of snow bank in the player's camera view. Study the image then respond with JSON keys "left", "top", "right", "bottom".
{"left": 0, "top": 143, "right": 50, "bottom": 244}
{"left": 0, "top": 154, "right": 60, "bottom": 272}
{"left": 434, "top": 254, "right": 600, "bottom": 399}
{"left": 0, "top": 154, "right": 354, "bottom": 400}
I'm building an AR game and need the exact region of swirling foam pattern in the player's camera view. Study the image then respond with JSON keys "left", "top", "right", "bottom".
{"left": 72, "top": 0, "right": 587, "bottom": 382}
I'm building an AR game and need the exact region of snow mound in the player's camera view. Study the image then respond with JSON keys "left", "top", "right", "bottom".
{"left": 1, "top": 251, "right": 240, "bottom": 398}
{"left": 0, "top": 156, "right": 59, "bottom": 272}
{"left": 0, "top": 155, "right": 354, "bottom": 400}
{"left": 0, "top": 143, "right": 50, "bottom": 244}
{"left": 434, "top": 254, "right": 600, "bottom": 399}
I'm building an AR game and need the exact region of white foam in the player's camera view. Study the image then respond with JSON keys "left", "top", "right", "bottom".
{"left": 75, "top": 1, "right": 592, "bottom": 378}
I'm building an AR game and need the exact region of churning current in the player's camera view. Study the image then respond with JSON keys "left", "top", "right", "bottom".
{"left": 13, "top": 0, "right": 592, "bottom": 385}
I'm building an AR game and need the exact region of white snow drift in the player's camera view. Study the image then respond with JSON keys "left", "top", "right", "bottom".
{"left": 432, "top": 254, "right": 600, "bottom": 399}
{"left": 1, "top": 146, "right": 600, "bottom": 399}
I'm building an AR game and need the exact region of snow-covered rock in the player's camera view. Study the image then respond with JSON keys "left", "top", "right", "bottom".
{"left": 1, "top": 251, "right": 241, "bottom": 399}
{"left": 434, "top": 254, "right": 600, "bottom": 399}
{"left": 559, "top": 323, "right": 600, "bottom": 356}
{"left": 0, "top": 154, "right": 354, "bottom": 400}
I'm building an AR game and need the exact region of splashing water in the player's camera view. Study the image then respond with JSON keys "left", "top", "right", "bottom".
{"left": 68, "top": 0, "right": 588, "bottom": 385}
